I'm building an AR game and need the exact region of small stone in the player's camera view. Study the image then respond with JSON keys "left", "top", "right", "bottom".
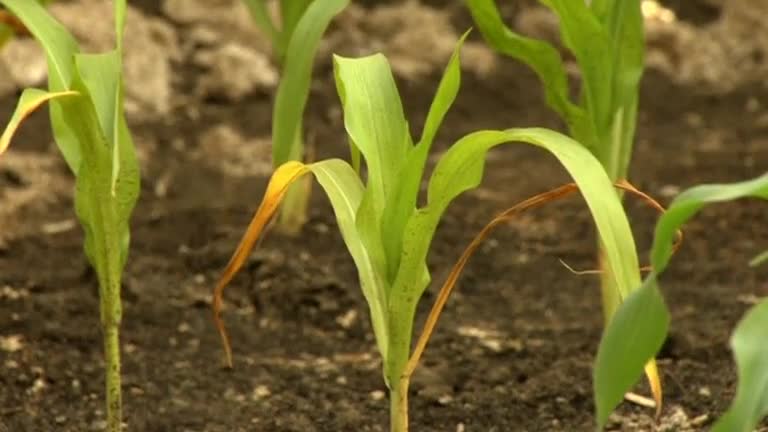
{"left": 369, "top": 390, "right": 386, "bottom": 401}
{"left": 0, "top": 334, "right": 24, "bottom": 352}
{"left": 659, "top": 184, "right": 681, "bottom": 198}
{"left": 252, "top": 385, "right": 271, "bottom": 400}
{"left": 177, "top": 322, "right": 191, "bottom": 333}
{"left": 336, "top": 309, "right": 358, "bottom": 329}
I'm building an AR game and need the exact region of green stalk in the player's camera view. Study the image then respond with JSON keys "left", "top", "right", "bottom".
{"left": 94, "top": 200, "right": 125, "bottom": 432}
{"left": 389, "top": 376, "right": 410, "bottom": 432}
{"left": 275, "top": 121, "right": 310, "bottom": 234}
{"left": 597, "top": 103, "right": 637, "bottom": 322}
{"left": 102, "top": 321, "right": 122, "bottom": 432}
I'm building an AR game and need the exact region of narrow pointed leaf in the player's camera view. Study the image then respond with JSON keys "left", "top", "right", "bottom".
{"left": 381, "top": 31, "right": 469, "bottom": 282}
{"left": 594, "top": 274, "right": 669, "bottom": 428}
{"left": 1, "top": 0, "right": 82, "bottom": 172}
{"left": 333, "top": 53, "right": 411, "bottom": 286}
{"left": 75, "top": 52, "right": 139, "bottom": 267}
{"left": 750, "top": 250, "right": 768, "bottom": 267}
{"left": 272, "top": 0, "right": 348, "bottom": 166}
{"left": 465, "top": 0, "right": 584, "bottom": 128}
{"left": 596, "top": 173, "right": 768, "bottom": 429}
{"left": 333, "top": 53, "right": 410, "bottom": 205}
{"left": 114, "top": 0, "right": 126, "bottom": 52}
{"left": 213, "top": 160, "right": 390, "bottom": 367}
{"left": 385, "top": 127, "right": 642, "bottom": 384}
{"left": 712, "top": 298, "right": 768, "bottom": 432}
{"left": 279, "top": 0, "right": 314, "bottom": 53}
{"left": 242, "top": 0, "right": 279, "bottom": 45}
{"left": 542, "top": 0, "right": 613, "bottom": 136}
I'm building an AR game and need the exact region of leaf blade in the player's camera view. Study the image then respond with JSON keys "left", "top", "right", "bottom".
{"left": 271, "top": 0, "right": 348, "bottom": 166}
{"left": 0, "top": 88, "right": 77, "bottom": 157}
{"left": 596, "top": 173, "right": 768, "bottom": 429}
{"left": 385, "top": 127, "right": 642, "bottom": 385}
{"left": 212, "top": 160, "right": 391, "bottom": 366}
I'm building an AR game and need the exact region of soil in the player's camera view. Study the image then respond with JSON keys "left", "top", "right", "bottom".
{"left": 1, "top": 1, "right": 767, "bottom": 431}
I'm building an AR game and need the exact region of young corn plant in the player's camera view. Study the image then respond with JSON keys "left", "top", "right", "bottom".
{"left": 465, "top": 0, "right": 663, "bottom": 407}
{"left": 242, "top": 0, "right": 349, "bottom": 234}
{"left": 596, "top": 173, "right": 768, "bottom": 430}
{"left": 0, "top": 1, "right": 139, "bottom": 431}
{"left": 213, "top": 36, "right": 646, "bottom": 431}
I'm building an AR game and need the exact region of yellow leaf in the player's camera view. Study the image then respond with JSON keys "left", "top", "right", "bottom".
{"left": 212, "top": 160, "right": 310, "bottom": 367}
{"left": 0, "top": 89, "right": 78, "bottom": 157}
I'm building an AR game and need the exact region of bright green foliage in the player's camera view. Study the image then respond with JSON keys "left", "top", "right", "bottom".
{"left": 331, "top": 37, "right": 641, "bottom": 391}
{"left": 0, "top": 1, "right": 139, "bottom": 431}
{"left": 242, "top": 0, "right": 348, "bottom": 233}
{"left": 0, "top": 0, "right": 52, "bottom": 48}
{"left": 596, "top": 173, "right": 768, "bottom": 429}
{"left": 271, "top": 0, "right": 348, "bottom": 166}
{"left": 215, "top": 36, "right": 643, "bottom": 432}
{"left": 465, "top": 0, "right": 644, "bottom": 180}
{"left": 466, "top": 1, "right": 654, "bottom": 421}
{"left": 713, "top": 297, "right": 768, "bottom": 432}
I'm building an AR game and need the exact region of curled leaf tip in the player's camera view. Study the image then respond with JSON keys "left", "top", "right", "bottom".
{"left": 1, "top": 89, "right": 79, "bottom": 158}
{"left": 211, "top": 161, "right": 310, "bottom": 368}
{"left": 644, "top": 360, "right": 663, "bottom": 419}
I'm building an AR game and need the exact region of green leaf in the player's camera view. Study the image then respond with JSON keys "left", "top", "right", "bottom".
{"left": 596, "top": 173, "right": 768, "bottom": 429}
{"left": 0, "top": 0, "right": 77, "bottom": 89}
{"left": 333, "top": 53, "right": 410, "bottom": 208}
{"left": 385, "top": 127, "right": 642, "bottom": 385}
{"left": 712, "top": 298, "right": 768, "bottom": 432}
{"left": 593, "top": 274, "right": 669, "bottom": 427}
{"left": 114, "top": 0, "right": 126, "bottom": 52}
{"left": 279, "top": 0, "right": 314, "bottom": 53}
{"left": 271, "top": 0, "right": 348, "bottom": 166}
{"left": 465, "top": 0, "right": 586, "bottom": 132}
{"left": 212, "top": 160, "right": 390, "bottom": 363}
{"left": 75, "top": 52, "right": 140, "bottom": 268}
{"left": 380, "top": 31, "right": 469, "bottom": 282}
{"left": 651, "top": 174, "right": 768, "bottom": 272}
{"left": 541, "top": 0, "right": 613, "bottom": 139}
{"left": 309, "top": 160, "right": 390, "bottom": 359}
{"left": 1, "top": 0, "right": 81, "bottom": 172}
{"left": 242, "top": 0, "right": 279, "bottom": 51}
{"left": 333, "top": 53, "right": 412, "bottom": 296}
{"left": 750, "top": 250, "right": 768, "bottom": 267}
{"left": 595, "top": 0, "right": 644, "bottom": 178}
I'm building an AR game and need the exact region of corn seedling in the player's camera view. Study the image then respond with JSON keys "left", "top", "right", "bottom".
{"left": 465, "top": 0, "right": 662, "bottom": 409}
{"left": 596, "top": 173, "right": 768, "bottom": 430}
{"left": 242, "top": 0, "right": 349, "bottom": 234}
{"left": 213, "top": 36, "right": 647, "bottom": 431}
{"left": 0, "top": 1, "right": 139, "bottom": 431}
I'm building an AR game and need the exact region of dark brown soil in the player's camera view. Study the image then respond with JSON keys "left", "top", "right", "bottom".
{"left": 1, "top": 1, "right": 767, "bottom": 431}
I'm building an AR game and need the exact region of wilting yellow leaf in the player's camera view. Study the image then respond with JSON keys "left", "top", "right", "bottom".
{"left": 212, "top": 160, "right": 310, "bottom": 367}
{"left": 407, "top": 181, "right": 674, "bottom": 415}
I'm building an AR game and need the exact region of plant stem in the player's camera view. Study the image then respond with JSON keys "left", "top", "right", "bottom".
{"left": 390, "top": 376, "right": 410, "bottom": 432}
{"left": 276, "top": 176, "right": 310, "bottom": 234}
{"left": 598, "top": 245, "right": 620, "bottom": 324}
{"left": 275, "top": 123, "right": 310, "bottom": 235}
{"left": 103, "top": 322, "right": 122, "bottom": 432}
